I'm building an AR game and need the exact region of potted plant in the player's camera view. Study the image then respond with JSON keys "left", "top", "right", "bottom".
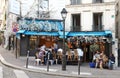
{"left": 90, "top": 43, "right": 99, "bottom": 53}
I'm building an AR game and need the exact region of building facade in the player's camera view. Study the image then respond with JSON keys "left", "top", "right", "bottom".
{"left": 63, "top": 0, "right": 117, "bottom": 66}
{"left": 19, "top": 0, "right": 118, "bottom": 66}
{"left": 5, "top": 0, "right": 118, "bottom": 66}
{"left": 0, "top": 0, "right": 6, "bottom": 31}
{"left": 115, "top": 0, "right": 120, "bottom": 66}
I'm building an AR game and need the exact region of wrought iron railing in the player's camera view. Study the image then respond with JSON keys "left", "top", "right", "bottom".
{"left": 92, "top": 0, "right": 103, "bottom": 3}
{"left": 70, "top": 0, "right": 81, "bottom": 5}
{"left": 92, "top": 25, "right": 104, "bottom": 31}
{"left": 70, "top": 26, "right": 81, "bottom": 31}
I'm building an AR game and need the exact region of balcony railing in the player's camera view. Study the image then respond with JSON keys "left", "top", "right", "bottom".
{"left": 93, "top": 0, "right": 103, "bottom": 3}
{"left": 71, "top": 0, "right": 81, "bottom": 5}
{"left": 92, "top": 25, "right": 104, "bottom": 31}
{"left": 71, "top": 26, "right": 81, "bottom": 31}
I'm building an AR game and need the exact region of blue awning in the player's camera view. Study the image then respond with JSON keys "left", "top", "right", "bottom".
{"left": 67, "top": 30, "right": 112, "bottom": 37}
{"left": 16, "top": 30, "right": 26, "bottom": 39}
{"left": 16, "top": 30, "right": 112, "bottom": 38}
{"left": 16, "top": 30, "right": 26, "bottom": 34}
{"left": 24, "top": 31, "right": 59, "bottom": 36}
{"left": 58, "top": 31, "right": 69, "bottom": 38}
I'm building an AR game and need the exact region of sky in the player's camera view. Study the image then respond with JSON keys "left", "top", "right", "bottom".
{"left": 19, "top": 0, "right": 35, "bottom": 16}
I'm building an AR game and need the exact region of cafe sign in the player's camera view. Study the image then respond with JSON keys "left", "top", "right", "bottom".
{"left": 18, "top": 18, "right": 63, "bottom": 32}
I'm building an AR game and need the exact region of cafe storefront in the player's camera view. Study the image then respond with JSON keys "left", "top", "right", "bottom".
{"left": 16, "top": 18, "right": 113, "bottom": 62}
{"left": 16, "top": 18, "right": 63, "bottom": 56}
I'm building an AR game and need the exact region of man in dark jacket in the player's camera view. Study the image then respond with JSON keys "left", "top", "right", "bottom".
{"left": 108, "top": 53, "right": 115, "bottom": 70}
{"left": 46, "top": 49, "right": 54, "bottom": 65}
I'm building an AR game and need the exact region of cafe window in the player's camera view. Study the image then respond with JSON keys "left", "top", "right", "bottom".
{"left": 30, "top": 36, "right": 37, "bottom": 50}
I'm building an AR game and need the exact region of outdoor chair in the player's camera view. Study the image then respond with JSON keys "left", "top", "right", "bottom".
{"left": 57, "top": 51, "right": 62, "bottom": 60}
{"left": 35, "top": 52, "right": 41, "bottom": 65}
{"left": 67, "top": 50, "right": 72, "bottom": 60}
{"left": 74, "top": 49, "right": 78, "bottom": 60}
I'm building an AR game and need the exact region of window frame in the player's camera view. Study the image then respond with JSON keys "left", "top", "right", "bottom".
{"left": 71, "top": 0, "right": 81, "bottom": 5}
{"left": 93, "top": 0, "right": 103, "bottom": 3}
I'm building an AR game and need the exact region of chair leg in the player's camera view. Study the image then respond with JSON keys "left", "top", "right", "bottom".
{"left": 56, "top": 59, "right": 58, "bottom": 64}
{"left": 68, "top": 56, "right": 72, "bottom": 60}
{"left": 35, "top": 59, "right": 41, "bottom": 65}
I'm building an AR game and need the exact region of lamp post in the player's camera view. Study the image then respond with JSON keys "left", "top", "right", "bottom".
{"left": 61, "top": 8, "right": 67, "bottom": 71}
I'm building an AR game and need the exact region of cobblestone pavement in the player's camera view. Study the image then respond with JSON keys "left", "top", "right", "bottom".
{"left": 0, "top": 46, "right": 120, "bottom": 78}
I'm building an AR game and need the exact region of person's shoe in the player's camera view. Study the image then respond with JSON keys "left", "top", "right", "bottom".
{"left": 100, "top": 67, "right": 103, "bottom": 69}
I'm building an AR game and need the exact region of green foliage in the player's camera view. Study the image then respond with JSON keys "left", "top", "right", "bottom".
{"left": 90, "top": 43, "right": 99, "bottom": 53}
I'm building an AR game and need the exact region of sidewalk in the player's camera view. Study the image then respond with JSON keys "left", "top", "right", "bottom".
{"left": 0, "top": 46, "right": 120, "bottom": 78}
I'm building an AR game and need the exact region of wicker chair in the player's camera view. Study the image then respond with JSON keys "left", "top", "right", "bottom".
{"left": 57, "top": 51, "right": 62, "bottom": 60}
{"left": 67, "top": 50, "right": 72, "bottom": 60}
{"left": 74, "top": 49, "right": 78, "bottom": 60}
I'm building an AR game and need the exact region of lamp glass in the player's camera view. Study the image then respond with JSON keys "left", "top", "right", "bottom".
{"left": 61, "top": 13, "right": 67, "bottom": 20}
{"left": 61, "top": 8, "right": 67, "bottom": 20}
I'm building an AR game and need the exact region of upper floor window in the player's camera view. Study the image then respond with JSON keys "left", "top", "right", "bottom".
{"left": 93, "top": 0, "right": 103, "bottom": 3}
{"left": 115, "top": 3, "right": 119, "bottom": 16}
{"left": 93, "top": 13, "right": 103, "bottom": 31}
{"left": 71, "top": 14, "right": 81, "bottom": 31}
{"left": 71, "top": 0, "right": 81, "bottom": 5}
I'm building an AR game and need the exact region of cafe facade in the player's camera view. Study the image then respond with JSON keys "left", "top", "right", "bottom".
{"left": 16, "top": 17, "right": 113, "bottom": 63}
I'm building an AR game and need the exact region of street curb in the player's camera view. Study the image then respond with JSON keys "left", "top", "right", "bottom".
{"left": 0, "top": 54, "right": 96, "bottom": 78}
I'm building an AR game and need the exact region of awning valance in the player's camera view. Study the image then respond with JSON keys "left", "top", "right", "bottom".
{"left": 16, "top": 30, "right": 26, "bottom": 39}
{"left": 25, "top": 31, "right": 59, "bottom": 36}
{"left": 16, "top": 30, "right": 112, "bottom": 38}
{"left": 16, "top": 30, "right": 26, "bottom": 34}
{"left": 58, "top": 31, "right": 69, "bottom": 38}
{"left": 67, "top": 30, "right": 112, "bottom": 37}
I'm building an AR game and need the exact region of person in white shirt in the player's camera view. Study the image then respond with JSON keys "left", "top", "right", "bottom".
{"left": 93, "top": 51, "right": 100, "bottom": 68}
{"left": 77, "top": 48, "right": 83, "bottom": 57}
{"left": 40, "top": 44, "right": 46, "bottom": 51}
{"left": 57, "top": 48, "right": 63, "bottom": 60}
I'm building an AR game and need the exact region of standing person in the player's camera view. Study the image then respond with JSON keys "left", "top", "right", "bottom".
{"left": 52, "top": 43, "right": 58, "bottom": 64}
{"left": 67, "top": 41, "right": 72, "bottom": 49}
{"left": 53, "top": 42, "right": 58, "bottom": 54}
{"left": 40, "top": 44, "right": 46, "bottom": 52}
{"left": 108, "top": 53, "right": 115, "bottom": 70}
{"left": 46, "top": 49, "right": 54, "bottom": 65}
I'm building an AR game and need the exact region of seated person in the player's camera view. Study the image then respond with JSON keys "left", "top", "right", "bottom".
{"left": 108, "top": 53, "right": 115, "bottom": 70}
{"left": 101, "top": 53, "right": 108, "bottom": 68}
{"left": 38, "top": 50, "right": 45, "bottom": 64}
{"left": 93, "top": 51, "right": 100, "bottom": 68}
{"left": 99, "top": 54, "right": 103, "bottom": 69}
{"left": 35, "top": 51, "right": 41, "bottom": 65}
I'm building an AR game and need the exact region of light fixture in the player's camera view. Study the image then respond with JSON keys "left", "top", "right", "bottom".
{"left": 22, "top": 34, "right": 25, "bottom": 37}
{"left": 61, "top": 8, "right": 67, "bottom": 20}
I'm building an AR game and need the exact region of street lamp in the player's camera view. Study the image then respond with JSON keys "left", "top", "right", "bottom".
{"left": 61, "top": 8, "right": 67, "bottom": 71}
